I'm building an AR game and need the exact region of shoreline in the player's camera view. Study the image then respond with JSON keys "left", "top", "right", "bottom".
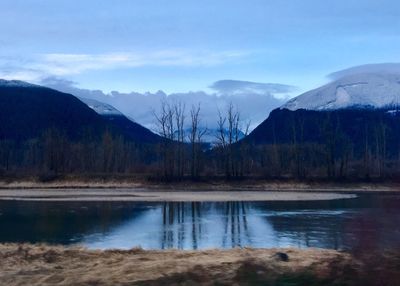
{"left": 1, "top": 179, "right": 400, "bottom": 191}
{"left": 0, "top": 189, "right": 356, "bottom": 201}
{"left": 1, "top": 179, "right": 399, "bottom": 202}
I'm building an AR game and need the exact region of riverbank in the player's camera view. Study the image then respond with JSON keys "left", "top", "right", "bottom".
{"left": 2, "top": 177, "right": 400, "bottom": 201}
{"left": 1, "top": 178, "right": 399, "bottom": 192}
{"left": 0, "top": 243, "right": 398, "bottom": 286}
{"left": 0, "top": 188, "right": 357, "bottom": 201}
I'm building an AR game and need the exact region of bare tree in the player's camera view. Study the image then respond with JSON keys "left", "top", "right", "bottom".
{"left": 174, "top": 101, "right": 186, "bottom": 178}
{"left": 153, "top": 100, "right": 176, "bottom": 179}
{"left": 189, "top": 103, "right": 207, "bottom": 178}
{"left": 215, "top": 102, "right": 243, "bottom": 178}
{"left": 153, "top": 100, "right": 190, "bottom": 179}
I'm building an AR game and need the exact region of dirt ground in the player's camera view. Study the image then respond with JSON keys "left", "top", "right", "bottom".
{"left": 0, "top": 244, "right": 399, "bottom": 286}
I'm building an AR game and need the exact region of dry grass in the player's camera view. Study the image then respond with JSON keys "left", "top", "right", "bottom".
{"left": 0, "top": 243, "right": 363, "bottom": 286}
{"left": 0, "top": 244, "right": 399, "bottom": 285}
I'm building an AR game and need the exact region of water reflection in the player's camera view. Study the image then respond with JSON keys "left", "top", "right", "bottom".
{"left": 222, "top": 202, "right": 251, "bottom": 248}
{"left": 161, "top": 202, "right": 201, "bottom": 249}
{"left": 0, "top": 195, "right": 399, "bottom": 251}
{"left": 159, "top": 202, "right": 255, "bottom": 249}
{"left": 82, "top": 201, "right": 276, "bottom": 249}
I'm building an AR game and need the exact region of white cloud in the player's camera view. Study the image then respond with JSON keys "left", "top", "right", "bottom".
{"left": 41, "top": 77, "right": 288, "bottom": 132}
{"left": 329, "top": 63, "right": 400, "bottom": 80}
{"left": 210, "top": 79, "right": 295, "bottom": 99}
{"left": 0, "top": 50, "right": 249, "bottom": 81}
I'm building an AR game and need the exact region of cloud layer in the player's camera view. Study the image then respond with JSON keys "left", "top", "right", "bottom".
{"left": 210, "top": 80, "right": 295, "bottom": 98}
{"left": 41, "top": 77, "right": 291, "bottom": 132}
{"left": 329, "top": 63, "right": 400, "bottom": 80}
{"left": 0, "top": 50, "right": 248, "bottom": 82}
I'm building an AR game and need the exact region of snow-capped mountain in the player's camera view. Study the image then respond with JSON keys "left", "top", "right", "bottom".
{"left": 247, "top": 67, "right": 400, "bottom": 149}
{"left": 281, "top": 73, "right": 400, "bottom": 111}
{"left": 78, "top": 97, "right": 122, "bottom": 116}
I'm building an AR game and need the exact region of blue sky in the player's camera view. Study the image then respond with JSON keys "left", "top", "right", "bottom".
{"left": 1, "top": 0, "right": 400, "bottom": 95}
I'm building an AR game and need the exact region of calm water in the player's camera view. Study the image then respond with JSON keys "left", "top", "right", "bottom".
{"left": 0, "top": 194, "right": 399, "bottom": 251}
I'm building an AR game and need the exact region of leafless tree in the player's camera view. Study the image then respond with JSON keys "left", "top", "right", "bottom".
{"left": 174, "top": 101, "right": 186, "bottom": 178}
{"left": 153, "top": 100, "right": 176, "bottom": 179}
{"left": 189, "top": 103, "right": 207, "bottom": 178}
{"left": 215, "top": 102, "right": 243, "bottom": 178}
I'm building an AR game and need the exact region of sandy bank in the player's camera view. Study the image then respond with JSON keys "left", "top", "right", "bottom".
{"left": 0, "top": 189, "right": 356, "bottom": 201}
{"left": 1, "top": 179, "right": 399, "bottom": 193}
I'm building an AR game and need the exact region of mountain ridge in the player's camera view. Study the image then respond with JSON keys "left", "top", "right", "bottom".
{"left": 281, "top": 72, "right": 400, "bottom": 111}
{"left": 0, "top": 79, "right": 161, "bottom": 143}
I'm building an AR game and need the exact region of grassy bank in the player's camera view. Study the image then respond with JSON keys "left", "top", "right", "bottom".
{"left": 0, "top": 244, "right": 399, "bottom": 285}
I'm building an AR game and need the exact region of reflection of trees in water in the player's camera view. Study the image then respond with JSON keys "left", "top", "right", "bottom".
{"left": 5, "top": 197, "right": 400, "bottom": 251}
{"left": 160, "top": 202, "right": 252, "bottom": 249}
{"left": 222, "top": 202, "right": 251, "bottom": 248}
{"left": 161, "top": 202, "right": 202, "bottom": 249}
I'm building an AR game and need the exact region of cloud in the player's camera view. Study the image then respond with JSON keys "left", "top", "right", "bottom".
{"left": 0, "top": 50, "right": 249, "bottom": 81}
{"left": 210, "top": 80, "right": 295, "bottom": 98}
{"left": 329, "top": 63, "right": 400, "bottom": 80}
{"left": 41, "top": 77, "right": 288, "bottom": 132}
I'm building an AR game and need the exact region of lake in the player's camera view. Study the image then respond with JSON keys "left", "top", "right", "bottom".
{"left": 0, "top": 193, "right": 399, "bottom": 251}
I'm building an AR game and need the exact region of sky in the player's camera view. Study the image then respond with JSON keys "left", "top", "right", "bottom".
{"left": 1, "top": 0, "right": 400, "bottom": 130}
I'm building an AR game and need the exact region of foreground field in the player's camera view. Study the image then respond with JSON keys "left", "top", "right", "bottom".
{"left": 0, "top": 244, "right": 399, "bottom": 286}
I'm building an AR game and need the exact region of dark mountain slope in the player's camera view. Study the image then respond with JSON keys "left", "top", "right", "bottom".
{"left": 0, "top": 81, "right": 161, "bottom": 143}
{"left": 78, "top": 97, "right": 162, "bottom": 143}
{"left": 246, "top": 108, "right": 400, "bottom": 158}
{"left": 0, "top": 84, "right": 104, "bottom": 141}
{"left": 102, "top": 115, "right": 161, "bottom": 143}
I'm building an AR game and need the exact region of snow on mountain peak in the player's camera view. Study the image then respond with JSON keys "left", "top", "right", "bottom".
{"left": 281, "top": 72, "right": 400, "bottom": 111}
{"left": 77, "top": 97, "right": 123, "bottom": 116}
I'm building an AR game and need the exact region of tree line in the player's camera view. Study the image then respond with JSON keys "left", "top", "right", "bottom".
{"left": 1, "top": 101, "right": 399, "bottom": 181}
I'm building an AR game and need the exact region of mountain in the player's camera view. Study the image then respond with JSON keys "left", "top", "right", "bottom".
{"left": 78, "top": 97, "right": 161, "bottom": 143}
{"left": 0, "top": 80, "right": 161, "bottom": 143}
{"left": 282, "top": 73, "right": 400, "bottom": 111}
{"left": 0, "top": 81, "right": 104, "bottom": 141}
{"left": 78, "top": 97, "right": 123, "bottom": 116}
{"left": 246, "top": 72, "right": 400, "bottom": 159}
{"left": 247, "top": 108, "right": 400, "bottom": 146}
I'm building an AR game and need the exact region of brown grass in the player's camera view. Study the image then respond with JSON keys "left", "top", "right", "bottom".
{"left": 0, "top": 243, "right": 385, "bottom": 286}
{"left": 0, "top": 244, "right": 399, "bottom": 285}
